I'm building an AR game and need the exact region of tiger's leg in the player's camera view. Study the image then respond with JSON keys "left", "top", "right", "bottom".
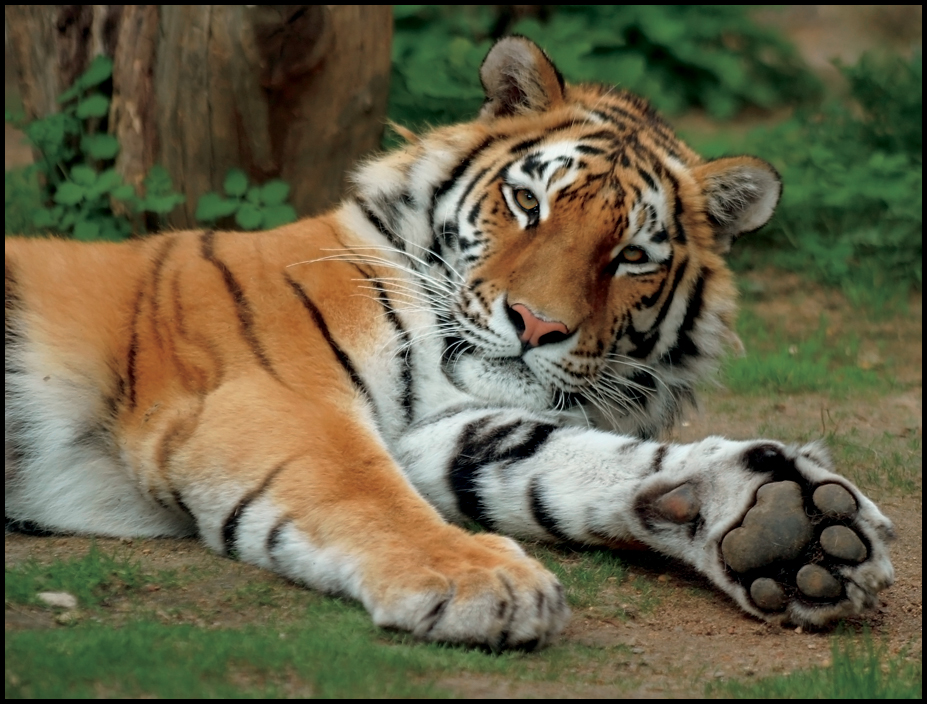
{"left": 138, "top": 378, "right": 568, "bottom": 648}
{"left": 396, "top": 408, "right": 895, "bottom": 627}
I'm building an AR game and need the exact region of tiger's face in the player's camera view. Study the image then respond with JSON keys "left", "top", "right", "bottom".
{"left": 356, "top": 38, "right": 780, "bottom": 436}
{"left": 440, "top": 124, "right": 700, "bottom": 421}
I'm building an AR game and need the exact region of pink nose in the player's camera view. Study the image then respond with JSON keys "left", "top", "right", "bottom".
{"left": 510, "top": 304, "right": 570, "bottom": 347}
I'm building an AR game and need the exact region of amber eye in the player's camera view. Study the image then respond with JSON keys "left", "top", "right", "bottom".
{"left": 621, "top": 246, "right": 646, "bottom": 263}
{"left": 514, "top": 188, "right": 538, "bottom": 212}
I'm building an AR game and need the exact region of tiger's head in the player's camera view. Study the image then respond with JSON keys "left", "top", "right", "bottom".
{"left": 349, "top": 37, "right": 780, "bottom": 438}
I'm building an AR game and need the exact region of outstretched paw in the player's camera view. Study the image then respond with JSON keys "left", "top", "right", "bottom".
{"left": 720, "top": 445, "right": 895, "bottom": 626}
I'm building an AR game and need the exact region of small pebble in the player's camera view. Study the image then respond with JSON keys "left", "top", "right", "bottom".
{"left": 812, "top": 484, "right": 857, "bottom": 518}
{"left": 820, "top": 525, "right": 867, "bottom": 562}
{"left": 37, "top": 591, "right": 77, "bottom": 609}
{"left": 796, "top": 564, "right": 842, "bottom": 599}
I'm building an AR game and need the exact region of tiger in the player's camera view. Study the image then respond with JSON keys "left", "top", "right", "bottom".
{"left": 5, "top": 37, "right": 894, "bottom": 649}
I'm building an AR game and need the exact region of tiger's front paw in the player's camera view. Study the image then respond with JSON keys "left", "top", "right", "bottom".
{"left": 720, "top": 465, "right": 895, "bottom": 626}
{"left": 719, "top": 443, "right": 895, "bottom": 626}
{"left": 637, "top": 441, "right": 894, "bottom": 626}
{"left": 365, "top": 531, "right": 569, "bottom": 649}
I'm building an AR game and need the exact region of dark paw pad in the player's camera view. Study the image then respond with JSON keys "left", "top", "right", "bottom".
{"left": 722, "top": 480, "right": 871, "bottom": 614}
{"left": 812, "top": 484, "right": 856, "bottom": 518}
{"left": 721, "top": 482, "right": 811, "bottom": 573}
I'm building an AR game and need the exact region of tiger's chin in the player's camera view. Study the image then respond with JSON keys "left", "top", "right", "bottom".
{"left": 450, "top": 354, "right": 555, "bottom": 411}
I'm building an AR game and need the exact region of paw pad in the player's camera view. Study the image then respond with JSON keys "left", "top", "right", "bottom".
{"left": 721, "top": 480, "right": 872, "bottom": 614}
{"left": 796, "top": 564, "right": 841, "bottom": 598}
{"left": 720, "top": 481, "right": 812, "bottom": 573}
{"left": 820, "top": 525, "right": 867, "bottom": 562}
{"left": 812, "top": 483, "right": 856, "bottom": 518}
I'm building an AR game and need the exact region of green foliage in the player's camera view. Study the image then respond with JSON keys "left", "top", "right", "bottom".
{"left": 195, "top": 169, "right": 297, "bottom": 230}
{"left": 709, "top": 633, "right": 921, "bottom": 699}
{"left": 389, "top": 5, "right": 819, "bottom": 137}
{"left": 732, "top": 52, "right": 923, "bottom": 303}
{"left": 512, "top": 6, "right": 818, "bottom": 119}
{"left": 7, "top": 55, "right": 185, "bottom": 240}
{"left": 4, "top": 168, "right": 42, "bottom": 236}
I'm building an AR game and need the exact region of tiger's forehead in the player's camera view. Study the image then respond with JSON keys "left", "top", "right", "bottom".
{"left": 496, "top": 85, "right": 698, "bottom": 171}
{"left": 500, "top": 131, "right": 678, "bottom": 219}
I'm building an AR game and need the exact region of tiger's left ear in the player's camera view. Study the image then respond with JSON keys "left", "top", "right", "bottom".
{"left": 479, "top": 36, "right": 565, "bottom": 119}
{"left": 692, "top": 156, "right": 781, "bottom": 254}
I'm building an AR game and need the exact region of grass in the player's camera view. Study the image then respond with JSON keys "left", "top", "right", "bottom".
{"left": 747, "top": 419, "right": 922, "bottom": 495}
{"left": 708, "top": 634, "right": 922, "bottom": 699}
{"left": 3, "top": 546, "right": 635, "bottom": 698}
{"left": 6, "top": 616, "right": 481, "bottom": 698}
{"left": 531, "top": 545, "right": 628, "bottom": 608}
{"left": 722, "top": 308, "right": 888, "bottom": 398}
{"left": 4, "top": 543, "right": 165, "bottom": 610}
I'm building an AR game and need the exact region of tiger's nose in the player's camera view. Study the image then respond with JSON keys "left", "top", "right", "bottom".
{"left": 507, "top": 303, "right": 571, "bottom": 348}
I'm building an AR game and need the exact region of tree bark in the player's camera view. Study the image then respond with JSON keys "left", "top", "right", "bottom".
{"left": 5, "top": 5, "right": 393, "bottom": 226}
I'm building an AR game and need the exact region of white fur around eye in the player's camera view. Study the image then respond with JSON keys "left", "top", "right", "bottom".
{"left": 502, "top": 183, "right": 542, "bottom": 228}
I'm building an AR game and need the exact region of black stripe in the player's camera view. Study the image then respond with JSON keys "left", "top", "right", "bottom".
{"left": 530, "top": 478, "right": 571, "bottom": 543}
{"left": 266, "top": 517, "right": 291, "bottom": 562}
{"left": 638, "top": 169, "right": 657, "bottom": 191}
{"left": 672, "top": 194, "right": 687, "bottom": 244}
{"left": 428, "top": 137, "right": 497, "bottom": 247}
{"left": 623, "top": 371, "right": 657, "bottom": 411}
{"left": 126, "top": 287, "right": 144, "bottom": 409}
{"left": 148, "top": 236, "right": 179, "bottom": 350}
{"left": 449, "top": 417, "right": 495, "bottom": 526}
{"left": 639, "top": 251, "right": 674, "bottom": 308}
{"left": 454, "top": 166, "right": 491, "bottom": 224}
{"left": 171, "top": 490, "right": 197, "bottom": 526}
{"left": 627, "top": 256, "right": 689, "bottom": 359}
{"left": 467, "top": 193, "right": 487, "bottom": 227}
{"left": 200, "top": 231, "right": 281, "bottom": 381}
{"left": 449, "top": 418, "right": 559, "bottom": 526}
{"left": 355, "top": 197, "right": 406, "bottom": 252}
{"left": 661, "top": 270, "right": 708, "bottom": 366}
{"left": 4, "top": 517, "right": 56, "bottom": 536}
{"left": 651, "top": 445, "right": 668, "bottom": 473}
{"left": 509, "top": 136, "right": 543, "bottom": 154}
{"left": 5, "top": 260, "right": 23, "bottom": 346}
{"left": 494, "top": 423, "right": 556, "bottom": 463}
{"left": 223, "top": 461, "right": 289, "bottom": 558}
{"left": 373, "top": 282, "right": 414, "bottom": 423}
{"left": 285, "top": 275, "right": 372, "bottom": 403}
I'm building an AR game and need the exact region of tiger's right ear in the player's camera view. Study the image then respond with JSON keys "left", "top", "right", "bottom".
{"left": 479, "top": 36, "right": 565, "bottom": 120}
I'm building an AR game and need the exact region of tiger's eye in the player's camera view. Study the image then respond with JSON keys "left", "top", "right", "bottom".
{"left": 622, "top": 246, "right": 645, "bottom": 262}
{"left": 514, "top": 188, "right": 538, "bottom": 212}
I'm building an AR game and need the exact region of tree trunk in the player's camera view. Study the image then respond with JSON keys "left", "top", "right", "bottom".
{"left": 5, "top": 5, "right": 393, "bottom": 227}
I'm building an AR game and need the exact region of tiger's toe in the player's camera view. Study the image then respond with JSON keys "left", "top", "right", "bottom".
{"left": 367, "top": 532, "right": 569, "bottom": 649}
